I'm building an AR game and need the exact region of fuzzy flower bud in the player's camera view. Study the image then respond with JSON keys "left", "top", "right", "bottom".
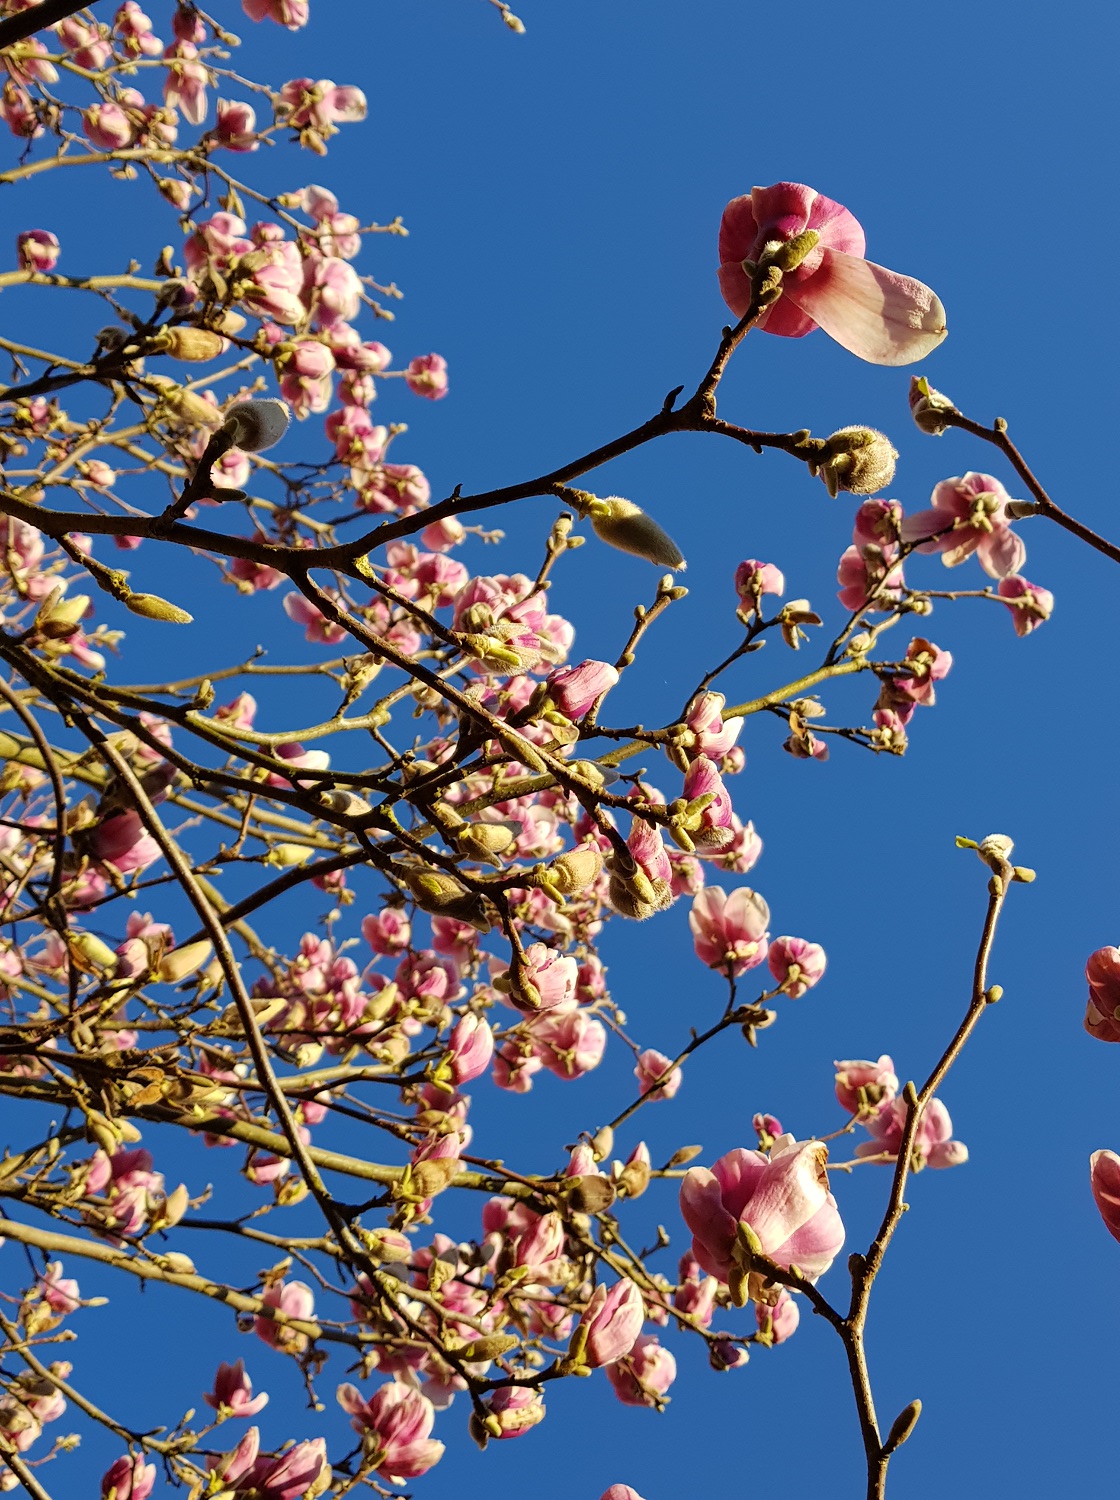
{"left": 220, "top": 398, "right": 291, "bottom": 452}
{"left": 585, "top": 495, "right": 685, "bottom": 570}
{"left": 908, "top": 375, "right": 959, "bottom": 436}
{"left": 815, "top": 427, "right": 898, "bottom": 498}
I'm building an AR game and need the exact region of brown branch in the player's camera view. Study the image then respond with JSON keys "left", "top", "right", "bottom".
{"left": 0, "top": 0, "right": 103, "bottom": 49}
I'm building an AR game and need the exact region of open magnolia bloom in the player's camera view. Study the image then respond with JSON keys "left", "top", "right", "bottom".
{"left": 718, "top": 182, "right": 947, "bottom": 366}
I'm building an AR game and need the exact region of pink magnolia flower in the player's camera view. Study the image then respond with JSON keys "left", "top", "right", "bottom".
{"left": 304, "top": 255, "right": 363, "bottom": 326}
{"left": 680, "top": 1138, "right": 845, "bottom": 1282}
{"left": 767, "top": 936, "right": 827, "bottom": 998}
{"left": 37, "top": 1262, "right": 80, "bottom": 1314}
{"left": 163, "top": 41, "right": 210, "bottom": 125}
{"left": 204, "top": 1359, "right": 269, "bottom": 1418}
{"left": 528, "top": 1008, "right": 607, "bottom": 1080}
{"left": 362, "top": 907, "right": 411, "bottom": 957}
{"left": 214, "top": 98, "right": 259, "bottom": 151}
{"left": 688, "top": 885, "right": 769, "bottom": 976}
{"left": 16, "top": 229, "right": 58, "bottom": 272}
{"left": 90, "top": 810, "right": 162, "bottom": 874}
{"left": 634, "top": 1047, "right": 682, "bottom": 1101}
{"left": 734, "top": 558, "right": 785, "bottom": 613}
{"left": 605, "top": 1334, "right": 677, "bottom": 1408}
{"left": 546, "top": 659, "right": 620, "bottom": 719}
{"left": 278, "top": 77, "right": 367, "bottom": 143}
{"left": 58, "top": 16, "right": 113, "bottom": 69}
{"left": 682, "top": 755, "right": 735, "bottom": 850}
{"left": 209, "top": 1427, "right": 327, "bottom": 1500}
{"left": 242, "top": 0, "right": 309, "bottom": 26}
{"left": 836, "top": 543, "right": 904, "bottom": 612}
{"left": 601, "top": 1488, "right": 647, "bottom": 1500}
{"left": 100, "top": 1456, "right": 156, "bottom": 1500}
{"left": 855, "top": 1096, "right": 967, "bottom": 1168}
{"left": 1091, "top": 1149, "right": 1120, "bottom": 1244}
{"left": 283, "top": 591, "right": 348, "bottom": 644}
{"left": 405, "top": 353, "right": 449, "bottom": 400}
{"left": 253, "top": 1279, "right": 315, "bottom": 1350}
{"left": 901, "top": 472, "right": 1026, "bottom": 578}
{"left": 757, "top": 1287, "right": 800, "bottom": 1344}
{"left": 717, "top": 182, "right": 947, "bottom": 366}
{"left": 483, "top": 1384, "right": 546, "bottom": 1438}
{"left": 1085, "top": 947, "right": 1120, "bottom": 1044}
{"left": 337, "top": 1382, "right": 445, "bottom": 1479}
{"left": 997, "top": 575, "right": 1053, "bottom": 636}
{"left": 681, "top": 691, "right": 744, "bottom": 761}
{"left": 504, "top": 941, "right": 578, "bottom": 1012}
{"left": 446, "top": 1014, "right": 494, "bottom": 1085}
{"left": 891, "top": 637, "right": 952, "bottom": 707}
{"left": 577, "top": 1278, "right": 644, "bottom": 1366}
{"left": 83, "top": 100, "right": 136, "bottom": 150}
{"left": 834, "top": 1056, "right": 899, "bottom": 1115}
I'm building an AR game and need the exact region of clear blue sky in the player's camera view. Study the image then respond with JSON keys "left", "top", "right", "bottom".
{"left": 4, "top": 1, "right": 1120, "bottom": 1495}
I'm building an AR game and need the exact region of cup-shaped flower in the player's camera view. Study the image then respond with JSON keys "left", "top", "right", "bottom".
{"left": 101, "top": 1457, "right": 156, "bottom": 1500}
{"left": 734, "top": 559, "right": 785, "bottom": 614}
{"left": 605, "top": 1334, "right": 677, "bottom": 1408}
{"left": 718, "top": 182, "right": 947, "bottom": 366}
{"left": 767, "top": 936, "right": 827, "bottom": 998}
{"left": 688, "top": 885, "right": 770, "bottom": 976}
{"left": 483, "top": 1383, "right": 546, "bottom": 1438}
{"left": 546, "top": 658, "right": 619, "bottom": 719}
{"left": 338, "top": 1382, "right": 445, "bottom": 1479}
{"left": 834, "top": 1057, "right": 899, "bottom": 1115}
{"left": 997, "top": 576, "right": 1053, "bottom": 637}
{"left": 576, "top": 1278, "right": 644, "bottom": 1367}
{"left": 1090, "top": 1149, "right": 1120, "bottom": 1244}
{"left": 680, "top": 1138, "right": 844, "bottom": 1283}
{"left": 634, "top": 1048, "right": 682, "bottom": 1101}
{"left": 446, "top": 1014, "right": 494, "bottom": 1085}
{"left": 204, "top": 1358, "right": 269, "bottom": 1418}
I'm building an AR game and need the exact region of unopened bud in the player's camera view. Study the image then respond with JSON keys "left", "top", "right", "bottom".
{"left": 547, "top": 843, "right": 604, "bottom": 895}
{"left": 908, "top": 376, "right": 958, "bottom": 436}
{"left": 125, "top": 592, "right": 193, "bottom": 624}
{"left": 69, "top": 931, "right": 118, "bottom": 974}
{"left": 155, "top": 327, "right": 226, "bottom": 362}
{"left": 220, "top": 398, "right": 291, "bottom": 453}
{"left": 158, "top": 939, "right": 213, "bottom": 983}
{"left": 883, "top": 1399, "right": 922, "bottom": 1455}
{"left": 585, "top": 495, "right": 686, "bottom": 570}
{"left": 265, "top": 842, "right": 313, "bottom": 867}
{"left": 408, "top": 1156, "right": 459, "bottom": 1198}
{"left": 457, "top": 1333, "right": 520, "bottom": 1362}
{"left": 37, "top": 590, "right": 91, "bottom": 640}
{"left": 815, "top": 427, "right": 898, "bottom": 498}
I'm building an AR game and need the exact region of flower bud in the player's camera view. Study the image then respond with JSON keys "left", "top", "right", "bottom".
{"left": 220, "top": 398, "right": 291, "bottom": 453}
{"left": 158, "top": 940, "right": 212, "bottom": 983}
{"left": 883, "top": 1399, "right": 922, "bottom": 1454}
{"left": 814, "top": 427, "right": 898, "bottom": 498}
{"left": 586, "top": 496, "right": 685, "bottom": 570}
{"left": 155, "top": 327, "right": 227, "bottom": 362}
{"left": 37, "top": 590, "right": 92, "bottom": 639}
{"left": 546, "top": 843, "right": 604, "bottom": 895}
{"left": 908, "top": 376, "right": 958, "bottom": 436}
{"left": 125, "top": 592, "right": 194, "bottom": 624}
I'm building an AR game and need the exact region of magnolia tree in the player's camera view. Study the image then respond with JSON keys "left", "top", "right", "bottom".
{"left": 0, "top": 4, "right": 1116, "bottom": 1500}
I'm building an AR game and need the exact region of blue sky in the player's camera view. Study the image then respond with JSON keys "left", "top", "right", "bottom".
{"left": 4, "top": 0, "right": 1120, "bottom": 1495}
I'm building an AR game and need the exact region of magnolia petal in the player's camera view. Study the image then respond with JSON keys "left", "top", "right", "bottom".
{"left": 900, "top": 507, "right": 955, "bottom": 550}
{"left": 976, "top": 525, "right": 1026, "bottom": 580}
{"left": 785, "top": 249, "right": 947, "bottom": 366}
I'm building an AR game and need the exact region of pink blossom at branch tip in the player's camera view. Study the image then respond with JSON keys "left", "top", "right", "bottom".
{"left": 605, "top": 1334, "right": 677, "bottom": 1407}
{"left": 578, "top": 1278, "right": 645, "bottom": 1366}
{"left": 718, "top": 182, "right": 947, "bottom": 365}
{"left": 37, "top": 1261, "right": 80, "bottom": 1314}
{"left": 681, "top": 690, "right": 744, "bottom": 761}
{"left": 834, "top": 1056, "right": 899, "bottom": 1115}
{"left": 100, "top": 1456, "right": 156, "bottom": 1500}
{"left": 853, "top": 498, "right": 903, "bottom": 547}
{"left": 446, "top": 1013, "right": 494, "bottom": 1085}
{"left": 680, "top": 1137, "right": 844, "bottom": 1282}
{"left": 58, "top": 17, "right": 113, "bottom": 70}
{"left": 752, "top": 1112, "right": 782, "bottom": 1147}
{"left": 16, "top": 229, "right": 58, "bottom": 273}
{"left": 601, "top": 1488, "right": 648, "bottom": 1500}
{"left": 204, "top": 1359, "right": 269, "bottom": 1418}
{"left": 682, "top": 754, "right": 735, "bottom": 850}
{"left": 546, "top": 658, "right": 620, "bottom": 719}
{"left": 242, "top": 0, "right": 310, "bottom": 29}
{"left": 1084, "top": 947, "right": 1120, "bottom": 1043}
{"left": 634, "top": 1047, "right": 682, "bottom": 1100}
{"left": 529, "top": 1007, "right": 607, "bottom": 1079}
{"left": 278, "top": 77, "right": 368, "bottom": 135}
{"left": 90, "top": 810, "right": 162, "bottom": 874}
{"left": 252, "top": 1278, "right": 315, "bottom": 1349}
{"left": 734, "top": 559, "right": 785, "bottom": 614}
{"left": 997, "top": 575, "right": 1053, "bottom": 636}
{"left": 836, "top": 543, "right": 905, "bottom": 612}
{"left": 891, "top": 637, "right": 953, "bottom": 707}
{"left": 406, "top": 353, "right": 450, "bottom": 400}
{"left": 855, "top": 1096, "right": 967, "bottom": 1168}
{"left": 757, "top": 1286, "right": 800, "bottom": 1344}
{"left": 767, "top": 936, "right": 827, "bottom": 998}
{"left": 484, "top": 1384, "right": 546, "bottom": 1437}
{"left": 900, "top": 472, "right": 1026, "bottom": 579}
{"left": 1090, "top": 1150, "right": 1120, "bottom": 1244}
{"left": 688, "top": 885, "right": 770, "bottom": 975}
{"left": 209, "top": 1426, "right": 327, "bottom": 1499}
{"left": 337, "top": 1381, "right": 446, "bottom": 1478}
{"left": 163, "top": 42, "right": 210, "bottom": 126}
{"left": 214, "top": 99, "right": 260, "bottom": 152}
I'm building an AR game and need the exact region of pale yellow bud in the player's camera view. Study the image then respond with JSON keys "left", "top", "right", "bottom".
{"left": 158, "top": 939, "right": 212, "bottom": 983}
{"left": 155, "top": 327, "right": 227, "bottom": 362}
{"left": 587, "top": 496, "right": 685, "bottom": 570}
{"left": 125, "top": 593, "right": 193, "bottom": 624}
